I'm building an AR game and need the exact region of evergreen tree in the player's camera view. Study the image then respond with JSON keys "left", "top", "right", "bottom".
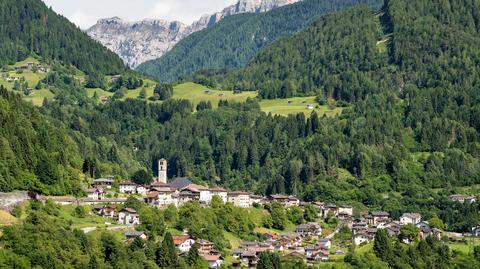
{"left": 156, "top": 232, "right": 177, "bottom": 268}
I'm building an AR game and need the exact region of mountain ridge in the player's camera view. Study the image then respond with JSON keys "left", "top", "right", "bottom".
{"left": 87, "top": 0, "right": 300, "bottom": 68}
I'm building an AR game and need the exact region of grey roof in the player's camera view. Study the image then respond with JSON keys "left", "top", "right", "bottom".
{"left": 401, "top": 213, "right": 421, "bottom": 219}
{"left": 125, "top": 231, "right": 145, "bottom": 236}
{"left": 169, "top": 177, "right": 192, "bottom": 189}
{"left": 370, "top": 211, "right": 390, "bottom": 217}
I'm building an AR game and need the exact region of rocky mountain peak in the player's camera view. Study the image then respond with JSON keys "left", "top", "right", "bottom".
{"left": 87, "top": 0, "right": 301, "bottom": 68}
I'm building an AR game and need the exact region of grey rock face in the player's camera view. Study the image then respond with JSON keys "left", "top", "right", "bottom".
{"left": 87, "top": 0, "right": 300, "bottom": 68}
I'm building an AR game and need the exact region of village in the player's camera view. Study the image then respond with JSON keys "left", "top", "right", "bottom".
{"left": 46, "top": 159, "right": 480, "bottom": 268}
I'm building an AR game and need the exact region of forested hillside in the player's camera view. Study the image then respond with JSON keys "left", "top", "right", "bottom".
{"left": 220, "top": 0, "right": 480, "bottom": 100}
{"left": 0, "top": 86, "right": 83, "bottom": 195}
{"left": 0, "top": 0, "right": 479, "bottom": 232}
{"left": 136, "top": 0, "right": 383, "bottom": 82}
{"left": 0, "top": 0, "right": 125, "bottom": 75}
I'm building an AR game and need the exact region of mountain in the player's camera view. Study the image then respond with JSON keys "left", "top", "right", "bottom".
{"left": 0, "top": 0, "right": 125, "bottom": 75}
{"left": 136, "top": 0, "right": 383, "bottom": 83}
{"left": 219, "top": 0, "right": 480, "bottom": 100}
{"left": 87, "top": 0, "right": 300, "bottom": 68}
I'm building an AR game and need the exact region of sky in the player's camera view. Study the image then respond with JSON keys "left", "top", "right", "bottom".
{"left": 41, "top": 0, "right": 238, "bottom": 29}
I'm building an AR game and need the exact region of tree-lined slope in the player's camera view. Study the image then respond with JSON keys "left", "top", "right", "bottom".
{"left": 222, "top": 0, "right": 480, "bottom": 100}
{"left": 0, "top": 0, "right": 125, "bottom": 75}
{"left": 136, "top": 0, "right": 383, "bottom": 82}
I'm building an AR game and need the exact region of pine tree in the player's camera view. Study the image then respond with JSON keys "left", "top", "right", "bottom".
{"left": 185, "top": 243, "right": 200, "bottom": 266}
{"left": 156, "top": 232, "right": 178, "bottom": 268}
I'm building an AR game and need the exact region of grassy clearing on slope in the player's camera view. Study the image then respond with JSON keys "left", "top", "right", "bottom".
{"left": 172, "top": 82, "right": 257, "bottom": 109}
{"left": 58, "top": 204, "right": 117, "bottom": 229}
{"left": 23, "top": 89, "right": 54, "bottom": 106}
{"left": 259, "top": 96, "right": 343, "bottom": 117}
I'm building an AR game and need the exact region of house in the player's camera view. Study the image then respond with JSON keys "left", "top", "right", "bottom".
{"left": 228, "top": 191, "right": 251, "bottom": 208}
{"left": 400, "top": 213, "right": 421, "bottom": 225}
{"left": 203, "top": 255, "right": 224, "bottom": 269}
{"left": 173, "top": 235, "right": 195, "bottom": 253}
{"left": 136, "top": 185, "right": 149, "bottom": 196}
{"left": 197, "top": 239, "right": 216, "bottom": 255}
{"left": 250, "top": 194, "right": 265, "bottom": 205}
{"left": 145, "top": 187, "right": 177, "bottom": 207}
{"left": 309, "top": 251, "right": 330, "bottom": 263}
{"left": 354, "top": 233, "right": 371, "bottom": 246}
{"left": 317, "top": 238, "right": 331, "bottom": 250}
{"left": 262, "top": 232, "right": 278, "bottom": 241}
{"left": 118, "top": 208, "right": 140, "bottom": 225}
{"left": 86, "top": 188, "right": 104, "bottom": 200}
{"left": 366, "top": 211, "right": 390, "bottom": 226}
{"left": 352, "top": 218, "right": 368, "bottom": 234}
{"left": 472, "top": 225, "right": 480, "bottom": 237}
{"left": 96, "top": 205, "right": 116, "bottom": 218}
{"left": 178, "top": 187, "right": 200, "bottom": 206}
{"left": 339, "top": 205, "right": 353, "bottom": 217}
{"left": 119, "top": 181, "right": 137, "bottom": 194}
{"left": 186, "top": 184, "right": 211, "bottom": 204}
{"left": 125, "top": 231, "right": 147, "bottom": 240}
{"left": 381, "top": 221, "right": 401, "bottom": 236}
{"left": 269, "top": 195, "right": 300, "bottom": 207}
{"left": 278, "top": 234, "right": 302, "bottom": 249}
{"left": 449, "top": 195, "right": 477, "bottom": 204}
{"left": 295, "top": 223, "right": 322, "bottom": 237}
{"left": 415, "top": 221, "right": 430, "bottom": 230}
{"left": 323, "top": 204, "right": 339, "bottom": 217}
{"left": 93, "top": 178, "right": 114, "bottom": 189}
{"left": 210, "top": 188, "right": 228, "bottom": 203}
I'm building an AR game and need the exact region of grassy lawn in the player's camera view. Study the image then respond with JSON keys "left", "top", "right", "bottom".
{"left": 355, "top": 242, "right": 373, "bottom": 254}
{"left": 85, "top": 88, "right": 114, "bottom": 99}
{"left": 172, "top": 82, "right": 257, "bottom": 109}
{"left": 224, "top": 231, "right": 242, "bottom": 250}
{"left": 58, "top": 204, "right": 117, "bottom": 229}
{"left": 0, "top": 210, "right": 18, "bottom": 226}
{"left": 448, "top": 238, "right": 480, "bottom": 254}
{"left": 259, "top": 96, "right": 343, "bottom": 117}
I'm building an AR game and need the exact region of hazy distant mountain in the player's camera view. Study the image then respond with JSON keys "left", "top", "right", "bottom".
{"left": 87, "top": 0, "right": 300, "bottom": 68}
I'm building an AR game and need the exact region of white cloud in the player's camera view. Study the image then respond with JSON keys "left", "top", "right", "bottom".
{"left": 42, "top": 0, "right": 238, "bottom": 28}
{"left": 69, "top": 12, "right": 96, "bottom": 29}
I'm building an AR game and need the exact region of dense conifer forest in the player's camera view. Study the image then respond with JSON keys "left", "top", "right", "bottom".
{"left": 0, "top": 0, "right": 125, "bottom": 75}
{"left": 136, "top": 0, "right": 383, "bottom": 83}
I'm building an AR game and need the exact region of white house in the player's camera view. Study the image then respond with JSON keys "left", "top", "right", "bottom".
{"left": 210, "top": 188, "right": 228, "bottom": 203}
{"left": 86, "top": 188, "right": 104, "bottom": 200}
{"left": 318, "top": 238, "right": 331, "bottom": 250}
{"left": 472, "top": 226, "right": 480, "bottom": 237}
{"left": 145, "top": 187, "right": 177, "bottom": 207}
{"left": 339, "top": 205, "right": 353, "bottom": 216}
{"left": 400, "top": 213, "right": 422, "bottom": 225}
{"left": 449, "top": 195, "right": 477, "bottom": 204}
{"left": 295, "top": 223, "right": 322, "bottom": 237}
{"left": 118, "top": 208, "right": 140, "bottom": 226}
{"left": 136, "top": 185, "right": 149, "bottom": 196}
{"left": 228, "top": 191, "right": 251, "bottom": 208}
{"left": 354, "top": 233, "right": 371, "bottom": 246}
{"left": 93, "top": 178, "right": 114, "bottom": 189}
{"left": 119, "top": 181, "right": 138, "bottom": 194}
{"left": 203, "top": 255, "right": 224, "bottom": 269}
{"left": 173, "top": 235, "right": 195, "bottom": 253}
